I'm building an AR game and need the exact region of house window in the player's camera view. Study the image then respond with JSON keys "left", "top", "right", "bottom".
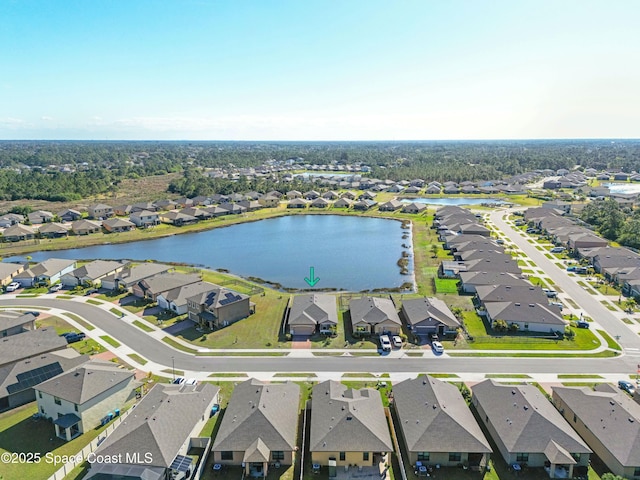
{"left": 272, "top": 451, "right": 284, "bottom": 461}
{"left": 40, "top": 407, "right": 45, "bottom": 414}
{"left": 339, "top": 452, "right": 346, "bottom": 461}
{"left": 54, "top": 397, "right": 61, "bottom": 406}
{"left": 524, "top": 323, "right": 529, "bottom": 330}
{"left": 221, "top": 451, "right": 233, "bottom": 461}
{"left": 449, "top": 453, "right": 461, "bottom": 462}
{"left": 38, "top": 391, "right": 42, "bottom": 399}
{"left": 516, "top": 453, "right": 529, "bottom": 462}
{"left": 363, "top": 452, "right": 369, "bottom": 462}
{"left": 634, "top": 467, "right": 640, "bottom": 477}
{"left": 74, "top": 404, "right": 78, "bottom": 412}
{"left": 573, "top": 413, "right": 577, "bottom": 423}
{"left": 417, "top": 452, "right": 430, "bottom": 462}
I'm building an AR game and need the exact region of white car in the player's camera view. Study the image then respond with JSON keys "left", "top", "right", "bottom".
{"left": 5, "top": 282, "right": 20, "bottom": 292}
{"left": 185, "top": 378, "right": 198, "bottom": 386}
{"left": 432, "top": 341, "right": 444, "bottom": 354}
{"left": 392, "top": 335, "right": 403, "bottom": 348}
{"left": 49, "top": 284, "right": 63, "bottom": 292}
{"left": 379, "top": 335, "right": 392, "bottom": 352}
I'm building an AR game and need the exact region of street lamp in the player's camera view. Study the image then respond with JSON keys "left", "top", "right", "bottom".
{"left": 171, "top": 356, "right": 175, "bottom": 382}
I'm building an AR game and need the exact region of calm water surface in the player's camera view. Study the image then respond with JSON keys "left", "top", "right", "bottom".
{"left": 16, "top": 215, "right": 412, "bottom": 291}
{"left": 603, "top": 183, "right": 640, "bottom": 194}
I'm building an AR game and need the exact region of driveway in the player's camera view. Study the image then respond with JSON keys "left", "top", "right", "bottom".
{"left": 489, "top": 208, "right": 640, "bottom": 353}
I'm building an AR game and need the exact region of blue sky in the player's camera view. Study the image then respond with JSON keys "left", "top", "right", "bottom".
{"left": 1, "top": 0, "right": 638, "bottom": 140}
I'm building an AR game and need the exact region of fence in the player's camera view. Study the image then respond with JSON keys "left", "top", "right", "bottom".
{"left": 192, "top": 437, "right": 213, "bottom": 480}
{"left": 46, "top": 408, "right": 132, "bottom": 480}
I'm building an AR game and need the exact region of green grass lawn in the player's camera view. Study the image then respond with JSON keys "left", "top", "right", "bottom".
{"left": 597, "top": 329, "right": 621, "bottom": 350}
{"left": 36, "top": 316, "right": 105, "bottom": 355}
{"left": 127, "top": 353, "right": 148, "bottom": 365}
{"left": 132, "top": 319, "right": 154, "bottom": 332}
{"left": 63, "top": 312, "right": 95, "bottom": 331}
{"left": 99, "top": 335, "right": 121, "bottom": 348}
{"left": 434, "top": 277, "right": 458, "bottom": 294}
{"left": 0, "top": 403, "right": 113, "bottom": 480}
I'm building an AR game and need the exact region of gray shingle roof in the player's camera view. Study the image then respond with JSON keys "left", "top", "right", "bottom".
{"left": 0, "top": 311, "right": 36, "bottom": 331}
{"left": 401, "top": 297, "right": 460, "bottom": 329}
{"left": 472, "top": 380, "right": 590, "bottom": 455}
{"left": 475, "top": 285, "right": 549, "bottom": 305}
{"left": 35, "top": 360, "right": 134, "bottom": 404}
{"left": 68, "top": 260, "right": 126, "bottom": 282}
{"left": 310, "top": 381, "right": 393, "bottom": 453}
{"left": 552, "top": 385, "right": 640, "bottom": 467}
{"left": 15, "top": 258, "right": 75, "bottom": 280}
{"left": 288, "top": 294, "right": 338, "bottom": 327}
{"left": 95, "top": 383, "right": 219, "bottom": 468}
{"left": 106, "top": 264, "right": 172, "bottom": 287}
{"left": 459, "top": 271, "right": 529, "bottom": 288}
{"left": 161, "top": 281, "right": 219, "bottom": 306}
{"left": 349, "top": 297, "right": 401, "bottom": 328}
{"left": 0, "top": 328, "right": 68, "bottom": 367}
{"left": 139, "top": 273, "right": 201, "bottom": 296}
{"left": 0, "top": 262, "right": 24, "bottom": 280}
{"left": 485, "top": 302, "right": 566, "bottom": 326}
{"left": 393, "top": 376, "right": 491, "bottom": 454}
{"left": 212, "top": 379, "right": 299, "bottom": 453}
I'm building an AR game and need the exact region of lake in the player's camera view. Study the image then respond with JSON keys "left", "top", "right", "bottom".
{"left": 603, "top": 183, "right": 640, "bottom": 194}
{"left": 400, "top": 197, "right": 506, "bottom": 206}
{"left": 13, "top": 215, "right": 412, "bottom": 291}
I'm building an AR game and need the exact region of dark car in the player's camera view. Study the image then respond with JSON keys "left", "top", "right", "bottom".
{"left": 576, "top": 320, "right": 590, "bottom": 329}
{"left": 64, "top": 332, "right": 86, "bottom": 344}
{"left": 84, "top": 288, "right": 99, "bottom": 296}
{"left": 618, "top": 380, "right": 636, "bottom": 395}
{"left": 25, "top": 311, "right": 41, "bottom": 317}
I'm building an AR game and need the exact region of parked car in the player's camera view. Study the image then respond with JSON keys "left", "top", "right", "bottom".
{"left": 392, "top": 335, "right": 403, "bottom": 348}
{"left": 84, "top": 288, "right": 99, "bottom": 296}
{"left": 379, "top": 335, "right": 392, "bottom": 352}
{"left": 173, "top": 377, "right": 185, "bottom": 385}
{"left": 618, "top": 380, "right": 636, "bottom": 395}
{"left": 550, "top": 247, "right": 565, "bottom": 253}
{"left": 49, "top": 284, "right": 63, "bottom": 292}
{"left": 496, "top": 239, "right": 505, "bottom": 245}
{"left": 185, "top": 378, "right": 198, "bottom": 386}
{"left": 542, "top": 288, "right": 558, "bottom": 298}
{"left": 526, "top": 228, "right": 539, "bottom": 234}
{"left": 64, "top": 332, "right": 86, "bottom": 343}
{"left": 432, "top": 341, "right": 444, "bottom": 354}
{"left": 576, "top": 320, "right": 590, "bottom": 329}
{"left": 5, "top": 282, "right": 20, "bottom": 292}
{"left": 210, "top": 404, "right": 220, "bottom": 417}
{"left": 566, "top": 266, "right": 577, "bottom": 272}
{"left": 25, "top": 310, "right": 41, "bottom": 317}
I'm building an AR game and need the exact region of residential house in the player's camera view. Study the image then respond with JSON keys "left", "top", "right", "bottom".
{"left": 85, "top": 383, "right": 219, "bottom": 480}
{"left": 0, "top": 311, "right": 37, "bottom": 337}
{"left": 259, "top": 195, "right": 280, "bottom": 208}
{"left": 156, "top": 281, "right": 219, "bottom": 315}
{"left": 349, "top": 297, "right": 402, "bottom": 336}
{"left": 401, "top": 297, "right": 460, "bottom": 337}
{"left": 0, "top": 347, "right": 87, "bottom": 412}
{"left": 129, "top": 209, "right": 160, "bottom": 227}
{"left": 218, "top": 202, "right": 246, "bottom": 215}
{"left": 310, "top": 380, "right": 393, "bottom": 468}
{"left": 310, "top": 197, "right": 331, "bottom": 208}
{"left": 56, "top": 209, "right": 82, "bottom": 222}
{"left": 159, "top": 211, "right": 198, "bottom": 226}
{"left": 379, "top": 199, "right": 403, "bottom": 212}
{"left": 28, "top": 210, "right": 54, "bottom": 224}
{"left": 0, "top": 213, "right": 24, "bottom": 227}
{"left": 286, "top": 190, "right": 302, "bottom": 199}
{"left": 341, "top": 191, "right": 357, "bottom": 200}
{"left": 334, "top": 198, "right": 353, "bottom": 208}
{"left": 484, "top": 301, "right": 566, "bottom": 333}
{"left": 237, "top": 200, "right": 263, "bottom": 211}
{"left": 287, "top": 198, "right": 308, "bottom": 209}
{"left": 0, "top": 328, "right": 70, "bottom": 369}
{"left": 38, "top": 222, "right": 68, "bottom": 238}
{"left": 61, "top": 260, "right": 127, "bottom": 288}
{"left": 101, "top": 263, "right": 172, "bottom": 291}
{"left": 303, "top": 190, "right": 321, "bottom": 200}
{"left": 113, "top": 205, "right": 133, "bottom": 216}
{"left": 394, "top": 376, "right": 491, "bottom": 469}
{"left": 0, "top": 262, "right": 25, "bottom": 286}
{"left": 475, "top": 285, "right": 549, "bottom": 307}
{"left": 322, "top": 191, "right": 340, "bottom": 200}
{"left": 187, "top": 285, "right": 252, "bottom": 329}
{"left": 102, "top": 217, "right": 135, "bottom": 233}
{"left": 35, "top": 361, "right": 137, "bottom": 441}
{"left": 211, "top": 379, "right": 299, "bottom": 477}
{"left": 14, "top": 258, "right": 76, "bottom": 287}
{"left": 552, "top": 384, "right": 640, "bottom": 479}
{"left": 458, "top": 271, "right": 530, "bottom": 294}
{"left": 132, "top": 272, "right": 202, "bottom": 301}
{"left": 566, "top": 233, "right": 608, "bottom": 252}
{"left": 2, "top": 224, "right": 36, "bottom": 242}
{"left": 87, "top": 204, "right": 114, "bottom": 219}
{"left": 401, "top": 202, "right": 428, "bottom": 214}
{"left": 359, "top": 191, "right": 376, "bottom": 200}
{"left": 353, "top": 199, "right": 377, "bottom": 210}
{"left": 287, "top": 294, "right": 338, "bottom": 336}
{"left": 472, "top": 380, "right": 591, "bottom": 478}
{"left": 153, "top": 199, "right": 177, "bottom": 211}
{"left": 71, "top": 219, "right": 102, "bottom": 235}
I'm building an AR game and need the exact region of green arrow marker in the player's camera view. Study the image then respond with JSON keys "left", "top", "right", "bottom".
{"left": 304, "top": 266, "right": 320, "bottom": 287}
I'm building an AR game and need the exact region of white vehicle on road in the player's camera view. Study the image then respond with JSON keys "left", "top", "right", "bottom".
{"left": 5, "top": 282, "right": 20, "bottom": 292}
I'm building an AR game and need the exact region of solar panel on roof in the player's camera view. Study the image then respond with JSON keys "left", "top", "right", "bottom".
{"left": 170, "top": 455, "right": 193, "bottom": 472}
{"left": 6, "top": 362, "right": 63, "bottom": 394}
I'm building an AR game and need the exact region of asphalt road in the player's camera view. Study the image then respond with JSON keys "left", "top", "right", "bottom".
{"left": 3, "top": 298, "right": 638, "bottom": 375}
{"left": 489, "top": 209, "right": 640, "bottom": 352}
